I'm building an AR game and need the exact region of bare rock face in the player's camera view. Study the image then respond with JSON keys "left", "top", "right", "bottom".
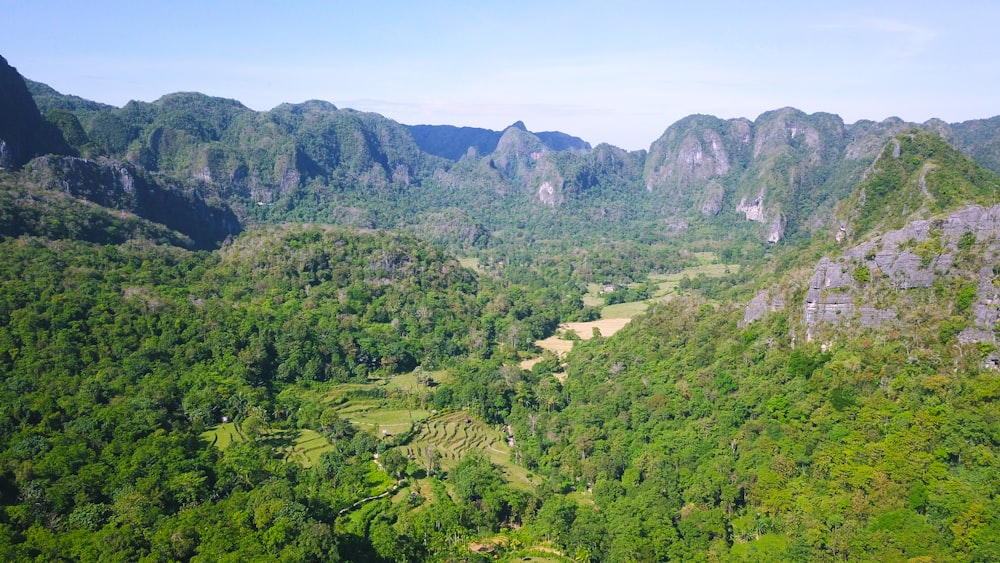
{"left": 766, "top": 215, "right": 786, "bottom": 244}
{"left": 0, "top": 55, "right": 71, "bottom": 169}
{"left": 736, "top": 189, "right": 767, "bottom": 222}
{"left": 735, "top": 188, "right": 785, "bottom": 242}
{"left": 25, "top": 155, "right": 241, "bottom": 248}
{"left": 804, "top": 204, "right": 1000, "bottom": 346}
{"left": 741, "top": 290, "right": 785, "bottom": 326}
{"left": 700, "top": 180, "right": 725, "bottom": 216}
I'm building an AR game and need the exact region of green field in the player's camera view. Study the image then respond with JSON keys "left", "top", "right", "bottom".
{"left": 400, "top": 410, "right": 535, "bottom": 490}
{"left": 346, "top": 408, "right": 431, "bottom": 432}
{"left": 600, "top": 300, "right": 650, "bottom": 318}
{"left": 201, "top": 423, "right": 335, "bottom": 468}
{"left": 648, "top": 262, "right": 738, "bottom": 299}
{"left": 581, "top": 256, "right": 738, "bottom": 315}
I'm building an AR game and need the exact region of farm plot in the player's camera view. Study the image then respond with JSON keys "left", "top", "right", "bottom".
{"left": 343, "top": 408, "right": 431, "bottom": 435}
{"left": 201, "top": 423, "right": 335, "bottom": 469}
{"left": 398, "top": 410, "right": 537, "bottom": 488}
{"left": 401, "top": 411, "right": 509, "bottom": 466}
{"left": 532, "top": 318, "right": 633, "bottom": 358}
{"left": 282, "top": 429, "right": 335, "bottom": 468}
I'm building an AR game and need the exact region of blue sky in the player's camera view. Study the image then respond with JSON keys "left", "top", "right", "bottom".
{"left": 3, "top": 1, "right": 997, "bottom": 150}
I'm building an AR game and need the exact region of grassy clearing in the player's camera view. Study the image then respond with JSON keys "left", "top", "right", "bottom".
{"left": 457, "top": 257, "right": 481, "bottom": 271}
{"left": 601, "top": 300, "right": 650, "bottom": 318}
{"left": 383, "top": 369, "right": 450, "bottom": 393}
{"left": 582, "top": 283, "right": 605, "bottom": 307}
{"left": 203, "top": 422, "right": 244, "bottom": 449}
{"left": 533, "top": 335, "right": 575, "bottom": 357}
{"left": 347, "top": 408, "right": 430, "bottom": 432}
{"left": 693, "top": 251, "right": 717, "bottom": 264}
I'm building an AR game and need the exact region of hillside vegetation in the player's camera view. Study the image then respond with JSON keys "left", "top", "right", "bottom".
{"left": 2, "top": 52, "right": 1000, "bottom": 561}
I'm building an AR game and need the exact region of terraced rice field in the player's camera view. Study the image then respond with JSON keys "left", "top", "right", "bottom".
{"left": 401, "top": 411, "right": 509, "bottom": 466}
{"left": 204, "top": 422, "right": 245, "bottom": 449}
{"left": 201, "top": 423, "right": 334, "bottom": 468}
{"left": 283, "top": 429, "right": 335, "bottom": 468}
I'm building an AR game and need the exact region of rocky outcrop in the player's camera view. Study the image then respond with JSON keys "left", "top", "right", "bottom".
{"left": 741, "top": 290, "right": 786, "bottom": 326}
{"left": 804, "top": 204, "right": 1000, "bottom": 345}
{"left": 0, "top": 55, "right": 70, "bottom": 169}
{"left": 736, "top": 189, "right": 767, "bottom": 222}
{"left": 25, "top": 155, "right": 241, "bottom": 248}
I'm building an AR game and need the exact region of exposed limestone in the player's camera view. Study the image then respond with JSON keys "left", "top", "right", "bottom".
{"left": 805, "top": 204, "right": 1000, "bottom": 346}
{"left": 538, "top": 181, "right": 556, "bottom": 206}
{"left": 736, "top": 189, "right": 767, "bottom": 223}
{"left": 700, "top": 180, "right": 725, "bottom": 216}
{"left": 741, "top": 290, "right": 786, "bottom": 326}
{"left": 766, "top": 214, "right": 785, "bottom": 244}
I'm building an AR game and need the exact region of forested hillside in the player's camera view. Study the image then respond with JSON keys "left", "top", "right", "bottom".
{"left": 2, "top": 51, "right": 1000, "bottom": 561}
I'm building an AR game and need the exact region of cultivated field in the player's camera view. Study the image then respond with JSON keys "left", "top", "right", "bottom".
{"left": 201, "top": 423, "right": 335, "bottom": 468}
{"left": 400, "top": 410, "right": 535, "bottom": 489}
{"left": 532, "top": 317, "right": 633, "bottom": 359}
{"left": 526, "top": 256, "right": 739, "bottom": 370}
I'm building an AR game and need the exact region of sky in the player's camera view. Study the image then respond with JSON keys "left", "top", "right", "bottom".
{"left": 2, "top": 0, "right": 998, "bottom": 151}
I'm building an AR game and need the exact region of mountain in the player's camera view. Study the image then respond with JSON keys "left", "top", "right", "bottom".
{"left": 405, "top": 120, "right": 591, "bottom": 161}
{"left": 0, "top": 59, "right": 239, "bottom": 248}
{"left": 7, "top": 53, "right": 1000, "bottom": 560}
{"left": 643, "top": 108, "right": 920, "bottom": 242}
{"left": 20, "top": 64, "right": 1000, "bottom": 248}
{"left": 0, "top": 55, "right": 72, "bottom": 169}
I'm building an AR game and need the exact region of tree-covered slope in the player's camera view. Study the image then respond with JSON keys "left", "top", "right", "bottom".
{"left": 406, "top": 121, "right": 591, "bottom": 161}
{"left": 840, "top": 129, "right": 1000, "bottom": 239}
{"left": 0, "top": 224, "right": 499, "bottom": 560}
{"left": 496, "top": 131, "right": 1000, "bottom": 560}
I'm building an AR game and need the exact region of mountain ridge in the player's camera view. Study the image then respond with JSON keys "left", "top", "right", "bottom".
{"left": 7, "top": 54, "right": 1000, "bottom": 249}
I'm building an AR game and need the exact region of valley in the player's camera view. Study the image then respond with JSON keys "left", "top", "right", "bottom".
{"left": 2, "top": 50, "right": 1000, "bottom": 562}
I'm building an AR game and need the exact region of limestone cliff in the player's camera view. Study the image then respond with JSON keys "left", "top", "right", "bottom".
{"left": 25, "top": 155, "right": 240, "bottom": 248}
{"left": 642, "top": 108, "right": 915, "bottom": 242}
{"left": 803, "top": 204, "right": 1000, "bottom": 349}
{"left": 0, "top": 55, "right": 71, "bottom": 169}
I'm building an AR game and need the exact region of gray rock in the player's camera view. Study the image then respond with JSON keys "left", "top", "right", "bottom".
{"left": 805, "top": 204, "right": 1000, "bottom": 346}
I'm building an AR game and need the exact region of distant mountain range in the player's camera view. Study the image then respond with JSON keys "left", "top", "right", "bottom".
{"left": 3, "top": 53, "right": 1000, "bottom": 247}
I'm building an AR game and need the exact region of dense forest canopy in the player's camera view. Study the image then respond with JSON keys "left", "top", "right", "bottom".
{"left": 2, "top": 53, "right": 1000, "bottom": 561}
